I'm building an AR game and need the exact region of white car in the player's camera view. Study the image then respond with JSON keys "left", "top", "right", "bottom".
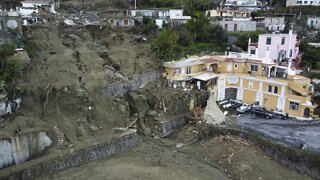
{"left": 237, "top": 104, "right": 251, "bottom": 113}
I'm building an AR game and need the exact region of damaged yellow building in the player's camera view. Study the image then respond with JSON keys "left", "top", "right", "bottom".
{"left": 163, "top": 54, "right": 315, "bottom": 119}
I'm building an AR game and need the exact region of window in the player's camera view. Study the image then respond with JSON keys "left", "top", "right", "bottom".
{"left": 281, "top": 37, "right": 285, "bottom": 45}
{"left": 274, "top": 86, "right": 278, "bottom": 94}
{"left": 110, "top": 19, "right": 114, "bottom": 25}
{"left": 248, "top": 81, "right": 254, "bottom": 89}
{"left": 174, "top": 68, "right": 180, "bottom": 75}
{"left": 268, "top": 85, "right": 272, "bottom": 93}
{"left": 267, "top": 19, "right": 271, "bottom": 25}
{"left": 234, "top": 63, "right": 238, "bottom": 69}
{"left": 250, "top": 64, "right": 258, "bottom": 72}
{"left": 250, "top": 49, "right": 256, "bottom": 55}
{"left": 266, "top": 37, "right": 272, "bottom": 45}
{"left": 276, "top": 19, "right": 280, "bottom": 25}
{"left": 186, "top": 66, "right": 191, "bottom": 74}
{"left": 304, "top": 1, "right": 307, "bottom": 3}
{"left": 290, "top": 49, "right": 293, "bottom": 57}
{"left": 289, "top": 101, "right": 299, "bottom": 111}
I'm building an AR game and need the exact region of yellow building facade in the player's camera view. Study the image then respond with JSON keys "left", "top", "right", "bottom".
{"left": 163, "top": 55, "right": 315, "bottom": 119}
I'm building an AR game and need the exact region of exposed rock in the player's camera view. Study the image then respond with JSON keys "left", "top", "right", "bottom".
{"left": 127, "top": 92, "right": 149, "bottom": 114}
{"left": 148, "top": 110, "right": 157, "bottom": 116}
{"left": 98, "top": 50, "right": 108, "bottom": 59}
{"left": 77, "top": 125, "right": 86, "bottom": 137}
{"left": 104, "top": 65, "right": 115, "bottom": 72}
{"left": 90, "top": 125, "right": 99, "bottom": 132}
{"left": 119, "top": 104, "right": 127, "bottom": 113}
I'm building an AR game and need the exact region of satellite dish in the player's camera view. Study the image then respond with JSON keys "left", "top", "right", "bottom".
{"left": 7, "top": 20, "right": 18, "bottom": 29}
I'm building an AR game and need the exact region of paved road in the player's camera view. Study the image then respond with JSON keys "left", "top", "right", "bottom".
{"left": 236, "top": 114, "right": 320, "bottom": 152}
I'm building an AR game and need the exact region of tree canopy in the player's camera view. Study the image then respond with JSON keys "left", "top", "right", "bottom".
{"left": 151, "top": 28, "right": 179, "bottom": 61}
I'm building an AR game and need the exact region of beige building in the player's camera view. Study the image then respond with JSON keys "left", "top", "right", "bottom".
{"left": 206, "top": 9, "right": 250, "bottom": 18}
{"left": 163, "top": 54, "right": 315, "bottom": 119}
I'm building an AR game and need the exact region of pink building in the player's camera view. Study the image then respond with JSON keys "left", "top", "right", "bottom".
{"left": 248, "top": 30, "right": 299, "bottom": 68}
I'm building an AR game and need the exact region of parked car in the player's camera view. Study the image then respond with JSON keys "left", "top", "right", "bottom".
{"left": 251, "top": 108, "right": 274, "bottom": 119}
{"left": 237, "top": 104, "right": 251, "bottom": 113}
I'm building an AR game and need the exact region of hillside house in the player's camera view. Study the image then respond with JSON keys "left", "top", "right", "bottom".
{"left": 286, "top": 0, "right": 320, "bottom": 6}
{"left": 225, "top": 0, "right": 258, "bottom": 6}
{"left": 0, "top": 10, "right": 22, "bottom": 45}
{"left": 205, "top": 9, "right": 250, "bottom": 18}
{"left": 307, "top": 16, "right": 320, "bottom": 29}
{"left": 20, "top": 0, "right": 59, "bottom": 15}
{"left": 214, "top": 17, "right": 256, "bottom": 32}
{"left": 248, "top": 30, "right": 299, "bottom": 69}
{"left": 254, "top": 16, "right": 285, "bottom": 32}
{"left": 163, "top": 53, "right": 315, "bottom": 119}
{"left": 129, "top": 9, "right": 190, "bottom": 28}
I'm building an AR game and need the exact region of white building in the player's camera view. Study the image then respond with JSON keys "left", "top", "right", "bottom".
{"left": 307, "top": 16, "right": 320, "bottom": 29}
{"left": 129, "top": 9, "right": 190, "bottom": 28}
{"left": 254, "top": 16, "right": 285, "bottom": 32}
{"left": 205, "top": 9, "right": 250, "bottom": 18}
{"left": 20, "top": 0, "right": 59, "bottom": 16}
{"left": 225, "top": 0, "right": 257, "bottom": 6}
{"left": 286, "top": 0, "right": 320, "bottom": 6}
{"left": 214, "top": 17, "right": 256, "bottom": 32}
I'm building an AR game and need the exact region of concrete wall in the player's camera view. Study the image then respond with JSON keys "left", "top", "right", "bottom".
{"left": 217, "top": 20, "right": 256, "bottom": 32}
{"left": 0, "top": 131, "right": 52, "bottom": 169}
{"left": 0, "top": 130, "right": 141, "bottom": 180}
{"left": 155, "top": 115, "right": 188, "bottom": 137}
{"left": 103, "top": 69, "right": 161, "bottom": 96}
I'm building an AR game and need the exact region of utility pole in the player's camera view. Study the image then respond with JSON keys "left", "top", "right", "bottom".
{"left": 135, "top": 0, "right": 137, "bottom": 9}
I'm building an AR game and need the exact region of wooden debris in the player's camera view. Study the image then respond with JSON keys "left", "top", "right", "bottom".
{"left": 227, "top": 152, "right": 234, "bottom": 164}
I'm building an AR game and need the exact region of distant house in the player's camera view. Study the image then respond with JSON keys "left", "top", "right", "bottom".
{"left": 214, "top": 17, "right": 256, "bottom": 32}
{"left": 206, "top": 9, "right": 250, "bottom": 18}
{"left": 108, "top": 17, "right": 134, "bottom": 27}
{"left": 225, "top": 0, "right": 258, "bottom": 6}
{"left": 286, "top": 0, "right": 320, "bottom": 6}
{"left": 20, "top": 0, "right": 59, "bottom": 15}
{"left": 0, "top": 11, "right": 22, "bottom": 45}
{"left": 254, "top": 16, "right": 285, "bottom": 32}
{"left": 307, "top": 16, "right": 320, "bottom": 29}
{"left": 168, "top": 9, "right": 191, "bottom": 26}
{"left": 129, "top": 9, "right": 190, "bottom": 28}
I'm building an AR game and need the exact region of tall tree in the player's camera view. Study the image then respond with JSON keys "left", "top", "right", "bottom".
{"left": 0, "top": 43, "right": 15, "bottom": 69}
{"left": 151, "top": 28, "right": 178, "bottom": 61}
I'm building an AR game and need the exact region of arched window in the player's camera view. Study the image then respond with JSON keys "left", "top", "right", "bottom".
{"left": 268, "top": 85, "right": 272, "bottom": 93}
{"left": 274, "top": 86, "right": 278, "bottom": 94}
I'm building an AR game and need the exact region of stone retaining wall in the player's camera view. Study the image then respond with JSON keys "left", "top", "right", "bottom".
{"left": 0, "top": 130, "right": 141, "bottom": 180}
{"left": 103, "top": 69, "right": 161, "bottom": 96}
{"left": 155, "top": 115, "right": 188, "bottom": 137}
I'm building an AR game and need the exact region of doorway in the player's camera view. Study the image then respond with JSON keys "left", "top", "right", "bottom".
{"left": 304, "top": 108, "right": 310, "bottom": 118}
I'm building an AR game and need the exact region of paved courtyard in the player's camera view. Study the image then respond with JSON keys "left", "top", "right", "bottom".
{"left": 236, "top": 115, "right": 320, "bottom": 152}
